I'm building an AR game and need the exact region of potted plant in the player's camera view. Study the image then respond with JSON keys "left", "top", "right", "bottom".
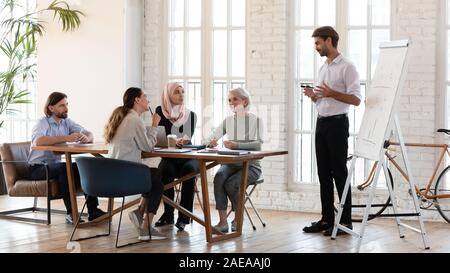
{"left": 0, "top": 0, "right": 84, "bottom": 195}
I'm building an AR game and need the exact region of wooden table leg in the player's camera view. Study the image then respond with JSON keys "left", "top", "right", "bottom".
{"left": 199, "top": 160, "right": 213, "bottom": 242}
{"left": 65, "top": 153, "right": 79, "bottom": 224}
{"left": 209, "top": 160, "right": 250, "bottom": 243}
{"left": 235, "top": 161, "right": 249, "bottom": 236}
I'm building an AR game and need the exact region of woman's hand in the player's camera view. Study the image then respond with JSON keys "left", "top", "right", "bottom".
{"left": 151, "top": 113, "right": 161, "bottom": 127}
{"left": 223, "top": 140, "right": 238, "bottom": 149}
{"left": 176, "top": 138, "right": 185, "bottom": 147}
{"left": 208, "top": 138, "right": 218, "bottom": 148}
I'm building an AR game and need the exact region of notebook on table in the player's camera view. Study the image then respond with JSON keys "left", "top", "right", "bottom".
{"left": 197, "top": 148, "right": 219, "bottom": 154}
{"left": 182, "top": 144, "right": 207, "bottom": 150}
{"left": 153, "top": 148, "right": 192, "bottom": 153}
{"left": 217, "top": 149, "right": 251, "bottom": 155}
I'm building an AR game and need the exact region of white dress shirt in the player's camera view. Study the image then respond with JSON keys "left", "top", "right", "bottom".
{"left": 315, "top": 54, "right": 361, "bottom": 117}
{"left": 107, "top": 109, "right": 157, "bottom": 163}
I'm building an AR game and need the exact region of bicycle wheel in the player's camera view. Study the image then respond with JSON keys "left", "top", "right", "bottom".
{"left": 434, "top": 165, "right": 450, "bottom": 223}
{"left": 334, "top": 167, "right": 394, "bottom": 222}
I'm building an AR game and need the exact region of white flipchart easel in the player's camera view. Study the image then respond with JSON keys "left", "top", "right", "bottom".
{"left": 332, "top": 40, "right": 430, "bottom": 252}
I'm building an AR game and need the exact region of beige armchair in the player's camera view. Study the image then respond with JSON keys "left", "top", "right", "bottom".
{"left": 0, "top": 142, "right": 66, "bottom": 224}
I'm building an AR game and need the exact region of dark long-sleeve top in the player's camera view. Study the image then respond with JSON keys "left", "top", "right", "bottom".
{"left": 155, "top": 106, "right": 197, "bottom": 144}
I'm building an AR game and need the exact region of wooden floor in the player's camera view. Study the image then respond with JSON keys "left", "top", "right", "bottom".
{"left": 0, "top": 196, "right": 449, "bottom": 253}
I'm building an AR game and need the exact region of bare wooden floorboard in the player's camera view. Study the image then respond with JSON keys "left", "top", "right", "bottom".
{"left": 1, "top": 196, "right": 449, "bottom": 253}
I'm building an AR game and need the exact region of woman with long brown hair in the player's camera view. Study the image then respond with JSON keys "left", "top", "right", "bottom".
{"left": 105, "top": 87, "right": 165, "bottom": 240}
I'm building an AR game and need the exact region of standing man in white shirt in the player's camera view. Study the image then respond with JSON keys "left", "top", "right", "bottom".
{"left": 302, "top": 26, "right": 361, "bottom": 236}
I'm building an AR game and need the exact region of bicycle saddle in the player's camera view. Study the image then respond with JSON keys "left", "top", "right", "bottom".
{"left": 437, "top": 129, "right": 450, "bottom": 135}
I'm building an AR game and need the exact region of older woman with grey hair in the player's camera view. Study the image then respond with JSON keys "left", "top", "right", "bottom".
{"left": 203, "top": 87, "right": 264, "bottom": 233}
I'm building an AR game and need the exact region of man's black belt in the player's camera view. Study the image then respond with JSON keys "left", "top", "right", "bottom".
{"left": 317, "top": 113, "right": 348, "bottom": 120}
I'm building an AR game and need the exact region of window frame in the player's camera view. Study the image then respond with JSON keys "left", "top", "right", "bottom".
{"left": 0, "top": 0, "right": 37, "bottom": 143}
{"left": 441, "top": 0, "right": 449, "bottom": 136}
{"left": 162, "top": 0, "right": 248, "bottom": 143}
{"left": 288, "top": 0, "right": 394, "bottom": 190}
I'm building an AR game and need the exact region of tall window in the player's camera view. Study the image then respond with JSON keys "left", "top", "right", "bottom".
{"left": 447, "top": 0, "right": 450, "bottom": 127}
{"left": 292, "top": 0, "right": 336, "bottom": 186}
{"left": 167, "top": 0, "right": 202, "bottom": 144}
{"left": 347, "top": 0, "right": 391, "bottom": 185}
{"left": 211, "top": 0, "right": 246, "bottom": 127}
{"left": 166, "top": 0, "right": 246, "bottom": 143}
{"left": 0, "top": 0, "right": 37, "bottom": 143}
{"left": 292, "top": 0, "right": 391, "bottom": 185}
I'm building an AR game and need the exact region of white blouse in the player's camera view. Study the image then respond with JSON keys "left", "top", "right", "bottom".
{"left": 107, "top": 109, "right": 157, "bottom": 163}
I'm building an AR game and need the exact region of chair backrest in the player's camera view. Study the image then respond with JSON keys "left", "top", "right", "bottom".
{"left": 0, "top": 142, "right": 31, "bottom": 193}
{"left": 75, "top": 157, "right": 152, "bottom": 198}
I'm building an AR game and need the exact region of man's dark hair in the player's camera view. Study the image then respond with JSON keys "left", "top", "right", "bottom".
{"left": 44, "top": 92, "right": 67, "bottom": 117}
{"left": 312, "top": 26, "right": 339, "bottom": 48}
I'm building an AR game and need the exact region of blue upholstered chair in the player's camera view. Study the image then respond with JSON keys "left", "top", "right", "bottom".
{"left": 70, "top": 157, "right": 153, "bottom": 248}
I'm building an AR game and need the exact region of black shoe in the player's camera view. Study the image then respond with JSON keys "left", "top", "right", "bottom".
{"left": 65, "top": 214, "right": 85, "bottom": 225}
{"left": 323, "top": 225, "right": 353, "bottom": 236}
{"left": 175, "top": 220, "right": 186, "bottom": 231}
{"left": 155, "top": 215, "right": 174, "bottom": 227}
{"left": 175, "top": 217, "right": 190, "bottom": 231}
{"left": 88, "top": 208, "right": 107, "bottom": 221}
{"left": 302, "top": 220, "right": 332, "bottom": 233}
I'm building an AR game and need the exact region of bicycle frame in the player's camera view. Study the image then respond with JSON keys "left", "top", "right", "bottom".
{"left": 358, "top": 142, "right": 450, "bottom": 200}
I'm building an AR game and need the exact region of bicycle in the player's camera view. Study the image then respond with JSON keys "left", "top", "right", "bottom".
{"left": 334, "top": 128, "right": 450, "bottom": 223}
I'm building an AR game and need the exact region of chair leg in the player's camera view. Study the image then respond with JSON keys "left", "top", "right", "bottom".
{"left": 246, "top": 193, "right": 266, "bottom": 227}
{"left": 147, "top": 212, "right": 151, "bottom": 240}
{"left": 115, "top": 198, "right": 124, "bottom": 248}
{"left": 116, "top": 197, "right": 149, "bottom": 248}
{"left": 32, "top": 197, "right": 38, "bottom": 212}
{"left": 0, "top": 196, "right": 66, "bottom": 225}
{"left": 0, "top": 208, "right": 48, "bottom": 224}
{"left": 70, "top": 201, "right": 87, "bottom": 242}
{"left": 47, "top": 196, "right": 51, "bottom": 225}
{"left": 244, "top": 206, "right": 256, "bottom": 230}
{"left": 194, "top": 181, "right": 203, "bottom": 211}
{"left": 70, "top": 201, "right": 111, "bottom": 242}
{"left": 174, "top": 184, "right": 181, "bottom": 203}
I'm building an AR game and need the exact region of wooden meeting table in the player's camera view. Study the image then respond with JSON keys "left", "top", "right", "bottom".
{"left": 32, "top": 143, "right": 287, "bottom": 243}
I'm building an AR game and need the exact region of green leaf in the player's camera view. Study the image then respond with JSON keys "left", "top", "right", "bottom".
{"left": 0, "top": 0, "right": 84, "bottom": 128}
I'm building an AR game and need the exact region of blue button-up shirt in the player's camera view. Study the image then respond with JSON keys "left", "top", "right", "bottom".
{"left": 28, "top": 116, "right": 91, "bottom": 164}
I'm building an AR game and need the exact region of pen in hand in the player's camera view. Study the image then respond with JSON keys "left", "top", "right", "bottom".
{"left": 148, "top": 106, "right": 154, "bottom": 115}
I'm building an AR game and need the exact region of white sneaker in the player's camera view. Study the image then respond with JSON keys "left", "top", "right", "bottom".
{"left": 138, "top": 227, "right": 167, "bottom": 241}
{"left": 231, "top": 220, "right": 237, "bottom": 232}
{"left": 128, "top": 209, "right": 143, "bottom": 231}
{"left": 213, "top": 222, "right": 229, "bottom": 234}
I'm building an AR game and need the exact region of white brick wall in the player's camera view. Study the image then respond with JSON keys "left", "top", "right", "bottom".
{"left": 143, "top": 0, "right": 445, "bottom": 222}
{"left": 143, "top": 0, "right": 163, "bottom": 105}
{"left": 391, "top": 0, "right": 442, "bottom": 221}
